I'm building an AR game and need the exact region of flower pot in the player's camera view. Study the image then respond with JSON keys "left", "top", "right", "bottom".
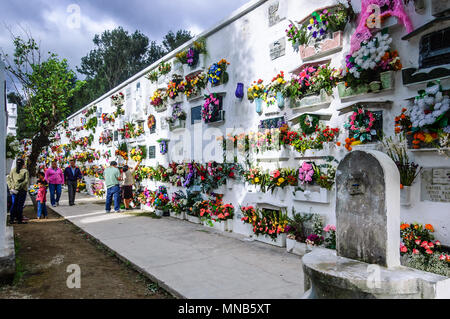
{"left": 169, "top": 119, "right": 186, "bottom": 131}
{"left": 141, "top": 204, "right": 153, "bottom": 212}
{"left": 155, "top": 209, "right": 165, "bottom": 217}
{"left": 286, "top": 238, "right": 309, "bottom": 256}
{"left": 154, "top": 103, "right": 168, "bottom": 113}
{"left": 170, "top": 210, "right": 186, "bottom": 219}
{"left": 290, "top": 89, "right": 332, "bottom": 110}
{"left": 255, "top": 98, "right": 263, "bottom": 114}
{"left": 187, "top": 90, "right": 202, "bottom": 102}
{"left": 186, "top": 214, "right": 201, "bottom": 224}
{"left": 255, "top": 233, "right": 287, "bottom": 248}
{"left": 380, "top": 71, "right": 395, "bottom": 90}
{"left": 169, "top": 95, "right": 184, "bottom": 105}
{"left": 205, "top": 219, "right": 227, "bottom": 232}
{"left": 274, "top": 187, "right": 289, "bottom": 202}
{"left": 369, "top": 81, "right": 381, "bottom": 92}
{"left": 276, "top": 92, "right": 285, "bottom": 108}
{"left": 401, "top": 186, "right": 412, "bottom": 206}
{"left": 226, "top": 178, "right": 234, "bottom": 189}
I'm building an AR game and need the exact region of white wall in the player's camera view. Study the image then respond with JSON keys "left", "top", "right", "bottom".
{"left": 0, "top": 58, "right": 7, "bottom": 250}
{"left": 52, "top": 0, "right": 450, "bottom": 244}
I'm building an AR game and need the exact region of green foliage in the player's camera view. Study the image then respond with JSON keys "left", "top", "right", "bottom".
{"left": 287, "top": 209, "right": 315, "bottom": 242}
{"left": 85, "top": 117, "right": 98, "bottom": 132}
{"left": 162, "top": 29, "right": 193, "bottom": 53}
{"left": 5, "top": 35, "right": 85, "bottom": 176}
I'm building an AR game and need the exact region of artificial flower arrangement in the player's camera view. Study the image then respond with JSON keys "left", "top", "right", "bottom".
{"left": 266, "top": 71, "right": 286, "bottom": 104}
{"left": 167, "top": 75, "right": 184, "bottom": 100}
{"left": 146, "top": 70, "right": 159, "bottom": 83}
{"left": 400, "top": 222, "right": 449, "bottom": 277}
{"left": 165, "top": 104, "right": 187, "bottom": 125}
{"left": 156, "top": 139, "right": 169, "bottom": 155}
{"left": 170, "top": 191, "right": 188, "bottom": 215}
{"left": 266, "top": 168, "right": 298, "bottom": 193}
{"left": 289, "top": 125, "right": 340, "bottom": 154}
{"left": 207, "top": 59, "right": 230, "bottom": 86}
{"left": 101, "top": 113, "right": 115, "bottom": 124}
{"left": 92, "top": 180, "right": 105, "bottom": 198}
{"left": 202, "top": 93, "right": 222, "bottom": 122}
{"left": 151, "top": 186, "right": 170, "bottom": 211}
{"left": 176, "top": 38, "right": 207, "bottom": 67}
{"left": 297, "top": 160, "right": 337, "bottom": 191}
{"left": 119, "top": 122, "right": 145, "bottom": 139}
{"left": 240, "top": 206, "right": 288, "bottom": 240}
{"left": 158, "top": 61, "right": 172, "bottom": 76}
{"left": 304, "top": 4, "right": 354, "bottom": 44}
{"left": 6, "top": 134, "right": 20, "bottom": 159}
{"left": 286, "top": 3, "right": 354, "bottom": 49}
{"left": 85, "top": 117, "right": 98, "bottom": 133}
{"left": 381, "top": 134, "right": 421, "bottom": 189}
{"left": 114, "top": 104, "right": 125, "bottom": 118}
{"left": 84, "top": 105, "right": 97, "bottom": 118}
{"left": 342, "top": 31, "right": 402, "bottom": 91}
{"left": 395, "top": 81, "right": 450, "bottom": 150}
{"left": 111, "top": 92, "right": 125, "bottom": 107}
{"left": 130, "top": 145, "right": 147, "bottom": 162}
{"left": 76, "top": 181, "right": 86, "bottom": 193}
{"left": 147, "top": 114, "right": 156, "bottom": 130}
{"left": 150, "top": 89, "right": 168, "bottom": 110}
{"left": 283, "top": 64, "right": 341, "bottom": 100}
{"left": 115, "top": 143, "right": 128, "bottom": 161}
{"left": 99, "top": 130, "right": 113, "bottom": 145}
{"left": 343, "top": 106, "right": 380, "bottom": 151}
{"left": 247, "top": 79, "right": 266, "bottom": 102}
{"left": 184, "top": 72, "right": 207, "bottom": 98}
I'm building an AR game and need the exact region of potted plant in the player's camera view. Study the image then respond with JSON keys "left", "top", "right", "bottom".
{"left": 170, "top": 191, "right": 188, "bottom": 220}
{"left": 381, "top": 134, "right": 421, "bottom": 206}
{"left": 184, "top": 72, "right": 207, "bottom": 101}
{"left": 286, "top": 211, "right": 315, "bottom": 256}
{"left": 294, "top": 160, "right": 336, "bottom": 203}
{"left": 266, "top": 71, "right": 287, "bottom": 109}
{"left": 167, "top": 75, "right": 184, "bottom": 104}
{"left": 152, "top": 186, "right": 170, "bottom": 216}
{"left": 150, "top": 89, "right": 168, "bottom": 112}
{"left": 157, "top": 61, "right": 172, "bottom": 85}
{"left": 166, "top": 104, "right": 187, "bottom": 131}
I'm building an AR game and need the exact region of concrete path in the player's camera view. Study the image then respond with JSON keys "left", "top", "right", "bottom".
{"left": 45, "top": 192, "right": 304, "bottom": 299}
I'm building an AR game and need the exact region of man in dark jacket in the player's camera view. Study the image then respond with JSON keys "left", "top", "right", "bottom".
{"left": 64, "top": 158, "right": 83, "bottom": 206}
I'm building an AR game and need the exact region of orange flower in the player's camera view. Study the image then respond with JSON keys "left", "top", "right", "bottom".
{"left": 400, "top": 184, "right": 403, "bottom": 189}
{"left": 425, "top": 224, "right": 434, "bottom": 232}
{"left": 400, "top": 224, "right": 410, "bottom": 230}
{"left": 336, "top": 142, "right": 341, "bottom": 147}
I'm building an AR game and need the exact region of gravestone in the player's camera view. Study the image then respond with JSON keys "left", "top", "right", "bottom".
{"left": 302, "top": 150, "right": 450, "bottom": 298}
{"left": 335, "top": 150, "right": 400, "bottom": 268}
{"left": 420, "top": 168, "right": 450, "bottom": 203}
{"left": 268, "top": 1, "right": 284, "bottom": 27}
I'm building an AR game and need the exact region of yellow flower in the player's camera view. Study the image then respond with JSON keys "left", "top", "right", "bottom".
{"left": 351, "top": 140, "right": 362, "bottom": 146}
{"left": 278, "top": 177, "right": 285, "bottom": 184}
{"left": 424, "top": 133, "right": 434, "bottom": 144}
{"left": 254, "top": 177, "right": 260, "bottom": 183}
{"left": 310, "top": 18, "right": 314, "bottom": 25}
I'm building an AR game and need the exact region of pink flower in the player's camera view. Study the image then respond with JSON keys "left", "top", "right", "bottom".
{"left": 400, "top": 245, "right": 407, "bottom": 253}
{"left": 435, "top": 240, "right": 441, "bottom": 246}
{"left": 425, "top": 249, "right": 433, "bottom": 255}
{"left": 439, "top": 254, "right": 446, "bottom": 261}
{"left": 412, "top": 249, "right": 419, "bottom": 255}
{"left": 415, "top": 239, "right": 421, "bottom": 245}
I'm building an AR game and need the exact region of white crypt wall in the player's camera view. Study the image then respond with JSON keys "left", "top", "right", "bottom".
{"left": 50, "top": 0, "right": 450, "bottom": 244}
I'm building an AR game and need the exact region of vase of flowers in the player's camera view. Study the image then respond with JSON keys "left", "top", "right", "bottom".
{"left": 207, "top": 59, "right": 230, "bottom": 87}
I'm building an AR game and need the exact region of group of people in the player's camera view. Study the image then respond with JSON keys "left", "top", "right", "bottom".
{"left": 103, "top": 160, "right": 140, "bottom": 213}
{"left": 6, "top": 157, "right": 140, "bottom": 223}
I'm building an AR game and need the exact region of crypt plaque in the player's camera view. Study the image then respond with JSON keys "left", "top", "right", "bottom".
{"left": 421, "top": 168, "right": 450, "bottom": 203}
{"left": 270, "top": 37, "right": 286, "bottom": 60}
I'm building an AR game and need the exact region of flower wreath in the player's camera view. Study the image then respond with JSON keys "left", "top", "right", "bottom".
{"left": 148, "top": 114, "right": 156, "bottom": 130}
{"left": 344, "top": 107, "right": 377, "bottom": 142}
{"left": 299, "top": 114, "right": 320, "bottom": 135}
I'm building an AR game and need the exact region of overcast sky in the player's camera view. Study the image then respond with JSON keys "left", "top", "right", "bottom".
{"left": 0, "top": 0, "right": 249, "bottom": 79}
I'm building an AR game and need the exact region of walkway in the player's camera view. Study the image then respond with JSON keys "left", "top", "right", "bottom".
{"left": 48, "top": 192, "right": 304, "bottom": 299}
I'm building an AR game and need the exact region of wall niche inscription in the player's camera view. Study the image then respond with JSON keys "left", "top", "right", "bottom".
{"left": 270, "top": 37, "right": 286, "bottom": 60}
{"left": 421, "top": 168, "right": 450, "bottom": 203}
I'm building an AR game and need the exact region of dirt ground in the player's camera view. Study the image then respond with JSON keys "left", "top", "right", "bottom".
{"left": 0, "top": 206, "right": 173, "bottom": 299}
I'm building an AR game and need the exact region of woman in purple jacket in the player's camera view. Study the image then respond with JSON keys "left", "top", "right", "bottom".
{"left": 45, "top": 160, "right": 65, "bottom": 207}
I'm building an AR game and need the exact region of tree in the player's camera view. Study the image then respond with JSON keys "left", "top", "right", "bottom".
{"left": 162, "top": 29, "right": 193, "bottom": 53}
{"left": 4, "top": 36, "right": 85, "bottom": 177}
{"left": 77, "top": 26, "right": 164, "bottom": 91}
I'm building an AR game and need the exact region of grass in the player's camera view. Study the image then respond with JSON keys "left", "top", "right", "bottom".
{"left": 13, "top": 237, "right": 26, "bottom": 286}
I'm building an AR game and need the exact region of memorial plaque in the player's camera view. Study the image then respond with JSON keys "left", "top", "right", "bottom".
{"left": 268, "top": 1, "right": 285, "bottom": 27}
{"left": 270, "top": 37, "right": 286, "bottom": 60}
{"left": 421, "top": 168, "right": 450, "bottom": 203}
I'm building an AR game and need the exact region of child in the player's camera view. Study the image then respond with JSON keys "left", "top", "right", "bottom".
{"left": 36, "top": 171, "right": 48, "bottom": 220}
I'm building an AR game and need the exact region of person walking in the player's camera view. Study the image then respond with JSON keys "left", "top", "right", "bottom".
{"left": 6, "top": 158, "right": 29, "bottom": 224}
{"left": 45, "top": 160, "right": 64, "bottom": 207}
{"left": 64, "top": 158, "right": 83, "bottom": 206}
{"left": 104, "top": 161, "right": 122, "bottom": 213}
{"left": 36, "top": 171, "right": 48, "bottom": 220}
{"left": 121, "top": 161, "right": 141, "bottom": 210}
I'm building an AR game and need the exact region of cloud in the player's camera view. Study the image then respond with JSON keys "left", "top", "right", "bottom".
{"left": 0, "top": 0, "right": 249, "bottom": 82}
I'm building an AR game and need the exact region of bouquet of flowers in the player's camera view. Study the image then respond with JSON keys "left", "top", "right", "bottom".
{"left": 152, "top": 186, "right": 170, "bottom": 211}
{"left": 130, "top": 146, "right": 147, "bottom": 162}
{"left": 158, "top": 61, "right": 172, "bottom": 75}
{"left": 207, "top": 59, "right": 230, "bottom": 85}
{"left": 166, "top": 104, "right": 187, "bottom": 125}
{"left": 184, "top": 72, "right": 207, "bottom": 98}
{"left": 146, "top": 70, "right": 159, "bottom": 83}
{"left": 111, "top": 92, "right": 124, "bottom": 107}
{"left": 202, "top": 93, "right": 221, "bottom": 122}
{"left": 150, "top": 89, "right": 167, "bottom": 108}
{"left": 247, "top": 79, "right": 266, "bottom": 102}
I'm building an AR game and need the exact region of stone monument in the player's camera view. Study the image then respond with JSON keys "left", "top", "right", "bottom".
{"left": 302, "top": 150, "right": 450, "bottom": 299}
